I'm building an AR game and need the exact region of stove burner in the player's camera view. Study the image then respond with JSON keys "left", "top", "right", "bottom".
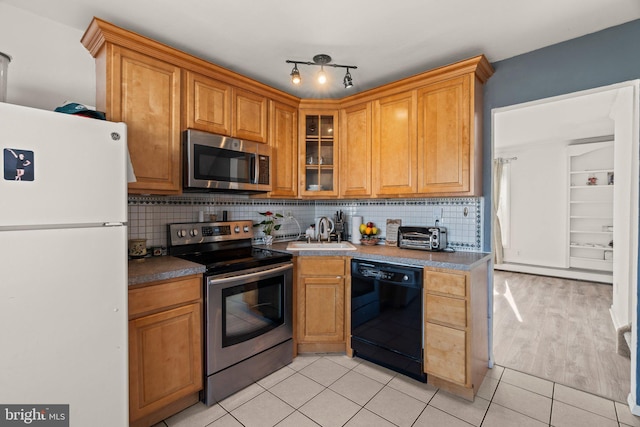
{"left": 175, "top": 247, "right": 291, "bottom": 275}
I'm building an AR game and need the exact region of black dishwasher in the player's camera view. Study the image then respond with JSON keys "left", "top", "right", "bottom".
{"left": 351, "top": 259, "right": 426, "bottom": 382}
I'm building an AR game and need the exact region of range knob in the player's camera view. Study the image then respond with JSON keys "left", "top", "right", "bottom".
{"left": 190, "top": 228, "right": 199, "bottom": 237}
{"left": 243, "top": 225, "right": 250, "bottom": 233}
{"left": 177, "top": 229, "right": 187, "bottom": 238}
{"left": 234, "top": 226, "right": 240, "bottom": 233}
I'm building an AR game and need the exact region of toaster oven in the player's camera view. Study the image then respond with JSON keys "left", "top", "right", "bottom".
{"left": 398, "top": 226, "right": 448, "bottom": 251}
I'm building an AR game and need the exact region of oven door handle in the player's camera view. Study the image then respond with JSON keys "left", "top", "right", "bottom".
{"left": 207, "top": 263, "right": 292, "bottom": 286}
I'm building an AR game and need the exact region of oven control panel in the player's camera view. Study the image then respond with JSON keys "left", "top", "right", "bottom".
{"left": 167, "top": 220, "right": 254, "bottom": 247}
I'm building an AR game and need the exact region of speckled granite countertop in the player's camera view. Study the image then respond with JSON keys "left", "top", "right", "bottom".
{"left": 257, "top": 242, "right": 491, "bottom": 271}
{"left": 128, "top": 256, "right": 206, "bottom": 286}
{"left": 128, "top": 243, "right": 490, "bottom": 286}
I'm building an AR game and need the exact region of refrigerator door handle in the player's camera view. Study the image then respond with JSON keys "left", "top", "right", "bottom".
{"left": 104, "top": 222, "right": 126, "bottom": 227}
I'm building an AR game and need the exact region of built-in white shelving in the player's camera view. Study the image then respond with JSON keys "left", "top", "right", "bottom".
{"left": 567, "top": 141, "right": 614, "bottom": 272}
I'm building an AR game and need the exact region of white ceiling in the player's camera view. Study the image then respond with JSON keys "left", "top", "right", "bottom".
{"left": 3, "top": 0, "right": 639, "bottom": 99}
{"left": 494, "top": 89, "right": 618, "bottom": 148}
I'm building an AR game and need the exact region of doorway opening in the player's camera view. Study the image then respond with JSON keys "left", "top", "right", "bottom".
{"left": 490, "top": 81, "right": 639, "bottom": 405}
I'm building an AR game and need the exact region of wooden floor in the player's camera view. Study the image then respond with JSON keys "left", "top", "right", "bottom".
{"left": 493, "top": 270, "right": 631, "bottom": 403}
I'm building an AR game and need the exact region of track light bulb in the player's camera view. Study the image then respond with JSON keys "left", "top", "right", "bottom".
{"left": 343, "top": 68, "right": 353, "bottom": 89}
{"left": 290, "top": 64, "right": 301, "bottom": 85}
{"left": 317, "top": 66, "right": 327, "bottom": 85}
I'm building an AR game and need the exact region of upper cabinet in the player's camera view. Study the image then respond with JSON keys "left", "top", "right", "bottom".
{"left": 269, "top": 101, "right": 298, "bottom": 198}
{"left": 232, "top": 88, "right": 268, "bottom": 143}
{"left": 417, "top": 75, "right": 473, "bottom": 195}
{"left": 85, "top": 39, "right": 183, "bottom": 195}
{"left": 365, "top": 56, "right": 491, "bottom": 198}
{"left": 372, "top": 91, "right": 417, "bottom": 196}
{"left": 185, "top": 73, "right": 267, "bottom": 143}
{"left": 299, "top": 110, "right": 339, "bottom": 198}
{"left": 340, "top": 102, "right": 372, "bottom": 198}
{"left": 83, "top": 18, "right": 491, "bottom": 197}
{"left": 82, "top": 18, "right": 299, "bottom": 195}
{"left": 83, "top": 19, "right": 184, "bottom": 195}
{"left": 184, "top": 71, "right": 232, "bottom": 136}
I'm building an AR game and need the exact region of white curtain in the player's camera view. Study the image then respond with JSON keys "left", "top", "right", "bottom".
{"left": 493, "top": 159, "right": 504, "bottom": 264}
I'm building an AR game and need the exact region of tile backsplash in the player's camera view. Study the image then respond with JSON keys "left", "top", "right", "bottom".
{"left": 128, "top": 195, "right": 483, "bottom": 252}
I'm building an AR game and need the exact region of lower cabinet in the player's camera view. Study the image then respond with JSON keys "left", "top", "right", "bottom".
{"left": 424, "top": 262, "right": 489, "bottom": 400}
{"left": 128, "top": 275, "right": 203, "bottom": 427}
{"left": 295, "top": 256, "right": 349, "bottom": 353}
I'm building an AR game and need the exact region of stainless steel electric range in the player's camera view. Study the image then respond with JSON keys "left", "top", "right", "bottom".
{"left": 167, "top": 220, "right": 293, "bottom": 405}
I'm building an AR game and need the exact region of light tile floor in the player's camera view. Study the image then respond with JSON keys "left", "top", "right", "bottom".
{"left": 153, "top": 354, "right": 640, "bottom": 427}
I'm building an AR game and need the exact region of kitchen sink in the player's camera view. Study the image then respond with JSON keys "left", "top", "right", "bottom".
{"left": 286, "top": 241, "right": 357, "bottom": 251}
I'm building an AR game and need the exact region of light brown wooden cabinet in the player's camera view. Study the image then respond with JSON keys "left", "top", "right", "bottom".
{"left": 371, "top": 73, "right": 482, "bottom": 198}
{"left": 97, "top": 44, "right": 183, "bottom": 195}
{"left": 295, "top": 257, "right": 349, "bottom": 353}
{"left": 423, "top": 262, "right": 488, "bottom": 401}
{"left": 340, "top": 102, "right": 372, "bottom": 197}
{"left": 185, "top": 75, "right": 267, "bottom": 143}
{"left": 128, "top": 275, "right": 203, "bottom": 427}
{"left": 269, "top": 101, "right": 298, "bottom": 197}
{"left": 417, "top": 75, "right": 476, "bottom": 195}
{"left": 233, "top": 87, "right": 268, "bottom": 143}
{"left": 372, "top": 91, "right": 417, "bottom": 196}
{"left": 83, "top": 18, "right": 298, "bottom": 196}
{"left": 184, "top": 71, "right": 232, "bottom": 136}
{"left": 83, "top": 18, "right": 491, "bottom": 198}
{"left": 299, "top": 110, "right": 339, "bottom": 198}
{"left": 368, "top": 56, "right": 491, "bottom": 198}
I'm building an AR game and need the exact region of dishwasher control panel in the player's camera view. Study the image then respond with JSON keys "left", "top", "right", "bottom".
{"left": 352, "top": 260, "right": 422, "bottom": 286}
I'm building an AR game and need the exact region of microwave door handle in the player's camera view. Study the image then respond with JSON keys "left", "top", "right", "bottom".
{"left": 251, "top": 154, "right": 258, "bottom": 184}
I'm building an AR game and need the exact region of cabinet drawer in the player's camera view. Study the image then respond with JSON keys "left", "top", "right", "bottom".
{"left": 425, "top": 322, "right": 466, "bottom": 385}
{"left": 426, "top": 294, "right": 466, "bottom": 328}
{"left": 298, "top": 257, "right": 346, "bottom": 276}
{"left": 425, "top": 270, "right": 466, "bottom": 297}
{"left": 129, "top": 275, "right": 202, "bottom": 318}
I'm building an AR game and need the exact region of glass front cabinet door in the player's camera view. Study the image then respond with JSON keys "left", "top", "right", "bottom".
{"left": 300, "top": 110, "right": 338, "bottom": 197}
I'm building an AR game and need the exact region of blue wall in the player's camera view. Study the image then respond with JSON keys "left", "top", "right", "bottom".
{"left": 482, "top": 18, "right": 640, "bottom": 404}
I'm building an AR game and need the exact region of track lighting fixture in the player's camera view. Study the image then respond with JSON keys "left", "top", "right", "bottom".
{"left": 286, "top": 54, "right": 357, "bottom": 88}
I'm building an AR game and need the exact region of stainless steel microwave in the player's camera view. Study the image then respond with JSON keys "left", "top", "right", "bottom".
{"left": 183, "top": 129, "right": 271, "bottom": 193}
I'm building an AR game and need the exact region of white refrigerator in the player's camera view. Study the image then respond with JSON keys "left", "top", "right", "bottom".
{"left": 0, "top": 102, "right": 128, "bottom": 426}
